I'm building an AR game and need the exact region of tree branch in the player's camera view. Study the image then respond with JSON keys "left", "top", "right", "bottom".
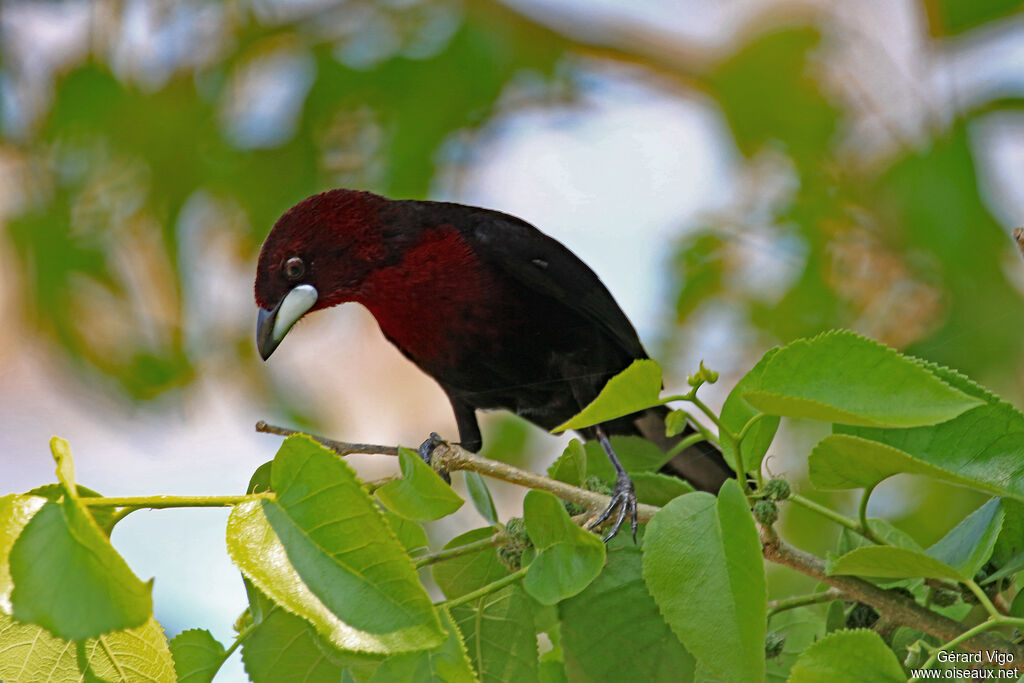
{"left": 256, "top": 422, "right": 660, "bottom": 522}
{"left": 760, "top": 526, "right": 1024, "bottom": 669}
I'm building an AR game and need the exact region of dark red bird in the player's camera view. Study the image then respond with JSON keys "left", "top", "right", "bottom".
{"left": 254, "top": 189, "right": 733, "bottom": 538}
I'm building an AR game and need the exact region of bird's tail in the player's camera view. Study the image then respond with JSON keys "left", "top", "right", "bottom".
{"left": 630, "top": 405, "right": 734, "bottom": 493}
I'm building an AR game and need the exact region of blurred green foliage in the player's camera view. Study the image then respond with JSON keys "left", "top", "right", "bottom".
{"left": 2, "top": 0, "right": 572, "bottom": 400}
{"left": 4, "top": 0, "right": 1023, "bottom": 401}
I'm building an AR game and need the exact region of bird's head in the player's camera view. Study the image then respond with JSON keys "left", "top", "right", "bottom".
{"left": 254, "top": 188, "right": 394, "bottom": 360}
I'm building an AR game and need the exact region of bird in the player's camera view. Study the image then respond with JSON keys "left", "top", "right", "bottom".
{"left": 254, "top": 188, "right": 734, "bottom": 539}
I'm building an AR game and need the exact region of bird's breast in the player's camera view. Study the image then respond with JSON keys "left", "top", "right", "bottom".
{"left": 356, "top": 226, "right": 503, "bottom": 368}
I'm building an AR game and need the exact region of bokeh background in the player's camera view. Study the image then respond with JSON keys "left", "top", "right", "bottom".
{"left": 3, "top": 0, "right": 1024, "bottom": 678}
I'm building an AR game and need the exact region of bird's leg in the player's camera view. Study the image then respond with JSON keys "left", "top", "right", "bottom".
{"left": 587, "top": 426, "right": 638, "bottom": 543}
{"left": 417, "top": 432, "right": 452, "bottom": 484}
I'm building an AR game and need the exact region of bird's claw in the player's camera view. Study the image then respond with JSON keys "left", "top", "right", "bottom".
{"left": 587, "top": 473, "right": 638, "bottom": 543}
{"left": 417, "top": 432, "right": 452, "bottom": 484}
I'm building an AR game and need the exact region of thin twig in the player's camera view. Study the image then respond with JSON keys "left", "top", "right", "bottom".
{"left": 256, "top": 421, "right": 399, "bottom": 456}
{"left": 414, "top": 533, "right": 507, "bottom": 569}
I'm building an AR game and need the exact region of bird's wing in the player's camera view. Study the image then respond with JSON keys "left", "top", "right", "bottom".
{"left": 464, "top": 207, "right": 648, "bottom": 360}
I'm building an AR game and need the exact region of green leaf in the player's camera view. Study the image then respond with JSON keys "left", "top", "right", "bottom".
{"left": 432, "top": 527, "right": 509, "bottom": 600}
{"left": 376, "top": 447, "right": 464, "bottom": 521}
{"left": 838, "top": 518, "right": 923, "bottom": 554}
{"left": 664, "top": 409, "right": 690, "bottom": 437}
{"left": 464, "top": 471, "right": 499, "bottom": 526}
{"left": 836, "top": 401, "right": 1024, "bottom": 502}
{"left": 926, "top": 0, "right": 1024, "bottom": 37}
{"left": 632, "top": 472, "right": 694, "bottom": 506}
{"left": 548, "top": 439, "right": 587, "bottom": 487}
{"left": 926, "top": 498, "right": 1003, "bottom": 579}
{"left": 992, "top": 499, "right": 1024, "bottom": 569}
{"left": 0, "top": 612, "right": 175, "bottom": 683}
{"left": 827, "top": 500, "right": 1004, "bottom": 584}
{"left": 826, "top": 546, "right": 963, "bottom": 582}
{"left": 170, "top": 628, "right": 226, "bottom": 683}
{"left": 370, "top": 609, "right": 476, "bottom": 683}
{"left": 10, "top": 496, "right": 152, "bottom": 640}
{"left": 983, "top": 549, "right": 1024, "bottom": 586}
{"left": 242, "top": 608, "right": 378, "bottom": 683}
{"left": 808, "top": 434, "right": 1021, "bottom": 499}
{"left": 742, "top": 331, "right": 983, "bottom": 427}
{"left": 553, "top": 360, "right": 664, "bottom": 432}
{"left": 709, "top": 26, "right": 838, "bottom": 168}
{"left": 540, "top": 659, "right": 569, "bottom": 683}
{"left": 788, "top": 629, "right": 904, "bottom": 683}
{"left": 6, "top": 437, "right": 151, "bottom": 640}
{"left": 450, "top": 584, "right": 538, "bottom": 682}
{"left": 522, "top": 490, "right": 606, "bottom": 605}
{"left": 720, "top": 348, "right": 781, "bottom": 472}
{"left": 764, "top": 606, "right": 829, "bottom": 681}
{"left": 560, "top": 543, "right": 696, "bottom": 682}
{"left": 673, "top": 231, "right": 726, "bottom": 322}
{"left": 0, "top": 494, "right": 46, "bottom": 610}
{"left": 381, "top": 508, "right": 429, "bottom": 553}
{"left": 226, "top": 435, "right": 444, "bottom": 654}
{"left": 642, "top": 480, "right": 766, "bottom": 683}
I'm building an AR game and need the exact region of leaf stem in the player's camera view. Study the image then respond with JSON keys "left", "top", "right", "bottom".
{"left": 220, "top": 616, "right": 261, "bottom": 672}
{"left": 735, "top": 412, "right": 771, "bottom": 444}
{"left": 790, "top": 493, "right": 864, "bottom": 536}
{"left": 964, "top": 580, "right": 1002, "bottom": 620}
{"left": 80, "top": 494, "right": 268, "bottom": 509}
{"left": 683, "top": 393, "right": 752, "bottom": 497}
{"left": 767, "top": 588, "right": 843, "bottom": 617}
{"left": 438, "top": 566, "right": 530, "bottom": 611}
{"left": 857, "top": 484, "right": 885, "bottom": 544}
{"left": 414, "top": 534, "right": 507, "bottom": 569}
{"left": 666, "top": 430, "right": 713, "bottom": 458}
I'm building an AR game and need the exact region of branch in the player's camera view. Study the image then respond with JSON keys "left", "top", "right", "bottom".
{"left": 256, "top": 422, "right": 660, "bottom": 522}
{"left": 760, "top": 526, "right": 1024, "bottom": 669}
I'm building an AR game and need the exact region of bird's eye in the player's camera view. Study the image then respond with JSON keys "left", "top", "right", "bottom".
{"left": 283, "top": 256, "right": 306, "bottom": 281}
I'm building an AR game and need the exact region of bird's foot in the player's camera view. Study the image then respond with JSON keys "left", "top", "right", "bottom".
{"left": 586, "top": 472, "right": 638, "bottom": 543}
{"left": 417, "top": 432, "right": 452, "bottom": 484}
